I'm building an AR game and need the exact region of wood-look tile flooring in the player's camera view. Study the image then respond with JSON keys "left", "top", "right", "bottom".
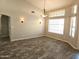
{"left": 0, "top": 36, "right": 79, "bottom": 59}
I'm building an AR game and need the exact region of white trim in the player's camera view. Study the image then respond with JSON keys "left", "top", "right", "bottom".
{"left": 46, "top": 35, "right": 79, "bottom": 50}
{"left": 11, "top": 34, "right": 44, "bottom": 41}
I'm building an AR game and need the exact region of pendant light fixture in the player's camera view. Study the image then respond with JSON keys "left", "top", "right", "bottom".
{"left": 42, "top": 0, "right": 47, "bottom": 17}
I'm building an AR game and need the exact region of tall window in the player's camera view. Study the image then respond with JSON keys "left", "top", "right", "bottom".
{"left": 48, "top": 9, "right": 65, "bottom": 34}
{"left": 69, "top": 16, "right": 76, "bottom": 37}
{"left": 69, "top": 5, "right": 77, "bottom": 38}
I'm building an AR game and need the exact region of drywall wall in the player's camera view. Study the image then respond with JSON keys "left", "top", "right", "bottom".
{"left": 10, "top": 13, "right": 44, "bottom": 41}
{"left": 0, "top": 0, "right": 44, "bottom": 41}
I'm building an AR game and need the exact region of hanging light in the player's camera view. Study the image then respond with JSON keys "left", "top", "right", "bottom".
{"left": 42, "top": 0, "right": 47, "bottom": 17}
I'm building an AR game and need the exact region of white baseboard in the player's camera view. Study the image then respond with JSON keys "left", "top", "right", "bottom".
{"left": 11, "top": 34, "right": 44, "bottom": 41}
{"left": 46, "top": 35, "right": 79, "bottom": 50}
{"left": 10, "top": 33, "right": 79, "bottom": 50}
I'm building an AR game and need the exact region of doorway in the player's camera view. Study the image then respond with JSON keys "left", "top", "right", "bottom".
{"left": 0, "top": 14, "right": 10, "bottom": 41}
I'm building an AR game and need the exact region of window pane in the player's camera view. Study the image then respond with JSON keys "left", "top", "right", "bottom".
{"left": 49, "top": 9, "right": 65, "bottom": 17}
{"left": 72, "top": 5, "right": 77, "bottom": 14}
{"left": 69, "top": 16, "right": 76, "bottom": 37}
{"left": 72, "top": 28, "right": 75, "bottom": 37}
{"left": 48, "top": 18, "right": 64, "bottom": 34}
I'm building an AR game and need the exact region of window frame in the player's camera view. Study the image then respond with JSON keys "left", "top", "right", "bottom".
{"left": 48, "top": 9, "right": 65, "bottom": 35}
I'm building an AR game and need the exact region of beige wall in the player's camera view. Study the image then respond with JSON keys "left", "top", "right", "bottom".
{"left": 10, "top": 13, "right": 44, "bottom": 41}
{"left": 0, "top": 0, "right": 44, "bottom": 41}
{"left": 0, "top": 11, "right": 44, "bottom": 41}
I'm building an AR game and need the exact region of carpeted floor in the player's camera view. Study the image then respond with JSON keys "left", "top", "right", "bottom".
{"left": 0, "top": 36, "right": 79, "bottom": 59}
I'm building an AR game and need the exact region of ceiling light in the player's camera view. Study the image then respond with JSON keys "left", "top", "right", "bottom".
{"left": 42, "top": 0, "right": 47, "bottom": 17}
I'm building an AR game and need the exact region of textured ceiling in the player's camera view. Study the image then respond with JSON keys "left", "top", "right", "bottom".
{"left": 25, "top": 0, "right": 75, "bottom": 11}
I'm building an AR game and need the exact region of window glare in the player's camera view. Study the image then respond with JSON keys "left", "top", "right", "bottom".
{"left": 48, "top": 18, "right": 64, "bottom": 34}
{"left": 69, "top": 16, "right": 76, "bottom": 37}
{"left": 72, "top": 5, "right": 77, "bottom": 14}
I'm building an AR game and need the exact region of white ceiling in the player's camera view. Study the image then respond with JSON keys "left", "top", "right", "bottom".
{"left": 25, "top": 0, "right": 75, "bottom": 11}
{"left": 0, "top": 0, "right": 77, "bottom": 17}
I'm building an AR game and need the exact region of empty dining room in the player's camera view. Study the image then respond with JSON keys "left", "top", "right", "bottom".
{"left": 0, "top": 0, "right": 79, "bottom": 59}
